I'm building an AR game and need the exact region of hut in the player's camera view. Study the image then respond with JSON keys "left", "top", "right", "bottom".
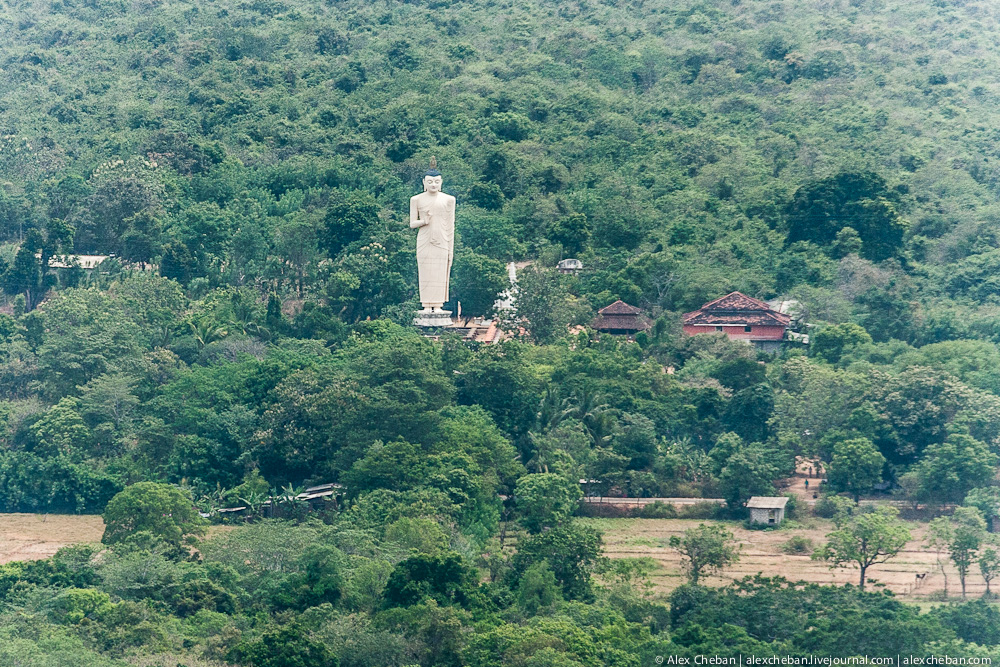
{"left": 746, "top": 496, "right": 788, "bottom": 526}
{"left": 591, "top": 300, "right": 652, "bottom": 339}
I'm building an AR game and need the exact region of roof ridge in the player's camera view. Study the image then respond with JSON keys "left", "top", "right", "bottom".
{"left": 598, "top": 300, "right": 643, "bottom": 315}
{"left": 700, "top": 291, "right": 772, "bottom": 311}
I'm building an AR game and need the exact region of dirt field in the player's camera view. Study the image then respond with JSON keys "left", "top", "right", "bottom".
{"left": 585, "top": 516, "right": 986, "bottom": 600}
{"left": 0, "top": 514, "right": 241, "bottom": 565}
{"left": 0, "top": 513, "right": 106, "bottom": 563}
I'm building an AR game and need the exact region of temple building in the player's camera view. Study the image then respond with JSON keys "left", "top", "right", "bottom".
{"left": 682, "top": 291, "right": 790, "bottom": 353}
{"left": 591, "top": 300, "right": 651, "bottom": 339}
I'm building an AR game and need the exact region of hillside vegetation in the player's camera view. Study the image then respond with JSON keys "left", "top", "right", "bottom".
{"left": 3, "top": 0, "right": 1000, "bottom": 665}
{"left": 1, "top": 0, "right": 1000, "bottom": 329}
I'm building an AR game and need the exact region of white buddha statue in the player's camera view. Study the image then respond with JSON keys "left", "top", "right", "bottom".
{"left": 410, "top": 158, "right": 455, "bottom": 322}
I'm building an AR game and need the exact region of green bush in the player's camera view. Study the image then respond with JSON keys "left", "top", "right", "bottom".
{"left": 677, "top": 502, "right": 725, "bottom": 520}
{"left": 0, "top": 452, "right": 122, "bottom": 513}
{"left": 780, "top": 536, "right": 814, "bottom": 555}
{"left": 638, "top": 501, "right": 678, "bottom": 519}
{"left": 813, "top": 495, "right": 839, "bottom": 518}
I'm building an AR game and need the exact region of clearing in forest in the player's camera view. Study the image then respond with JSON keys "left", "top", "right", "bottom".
{"left": 587, "top": 517, "right": 983, "bottom": 601}
{"left": 0, "top": 513, "right": 106, "bottom": 563}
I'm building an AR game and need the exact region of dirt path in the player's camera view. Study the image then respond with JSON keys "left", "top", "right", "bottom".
{"left": 777, "top": 456, "right": 826, "bottom": 506}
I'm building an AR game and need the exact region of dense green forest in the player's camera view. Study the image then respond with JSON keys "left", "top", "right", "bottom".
{"left": 5, "top": 0, "right": 1000, "bottom": 664}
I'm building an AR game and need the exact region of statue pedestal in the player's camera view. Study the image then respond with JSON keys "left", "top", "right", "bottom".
{"left": 414, "top": 309, "right": 453, "bottom": 328}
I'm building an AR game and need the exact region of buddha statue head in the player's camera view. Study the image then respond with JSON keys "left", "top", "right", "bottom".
{"left": 423, "top": 156, "right": 442, "bottom": 193}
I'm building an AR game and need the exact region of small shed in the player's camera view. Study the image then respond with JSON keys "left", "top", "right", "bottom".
{"left": 746, "top": 496, "right": 788, "bottom": 526}
{"left": 557, "top": 258, "right": 584, "bottom": 274}
{"left": 296, "top": 483, "right": 345, "bottom": 510}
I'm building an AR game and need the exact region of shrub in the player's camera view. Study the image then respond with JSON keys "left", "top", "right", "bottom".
{"left": 576, "top": 502, "right": 634, "bottom": 518}
{"left": 639, "top": 501, "right": 677, "bottom": 519}
{"left": 813, "top": 495, "right": 839, "bottom": 518}
{"left": 781, "top": 536, "right": 814, "bottom": 555}
{"left": 782, "top": 493, "right": 799, "bottom": 519}
{"left": 677, "top": 502, "right": 724, "bottom": 520}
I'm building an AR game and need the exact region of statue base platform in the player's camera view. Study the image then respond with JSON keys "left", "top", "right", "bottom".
{"left": 414, "top": 309, "right": 453, "bottom": 328}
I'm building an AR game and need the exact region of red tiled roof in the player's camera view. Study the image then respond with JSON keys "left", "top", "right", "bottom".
{"left": 699, "top": 291, "right": 773, "bottom": 312}
{"left": 598, "top": 300, "right": 644, "bottom": 315}
{"left": 683, "top": 291, "right": 791, "bottom": 327}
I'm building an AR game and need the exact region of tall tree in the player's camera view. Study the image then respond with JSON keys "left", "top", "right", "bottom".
{"left": 507, "top": 267, "right": 586, "bottom": 344}
{"left": 914, "top": 434, "right": 997, "bottom": 505}
{"left": 827, "top": 437, "right": 885, "bottom": 501}
{"left": 718, "top": 442, "right": 781, "bottom": 510}
{"left": 321, "top": 189, "right": 380, "bottom": 258}
{"left": 946, "top": 506, "right": 988, "bottom": 599}
{"left": 786, "top": 171, "right": 906, "bottom": 261}
{"left": 514, "top": 473, "right": 581, "bottom": 534}
{"left": 102, "top": 482, "right": 207, "bottom": 550}
{"left": 815, "top": 504, "right": 910, "bottom": 590}
{"left": 980, "top": 539, "right": 1000, "bottom": 596}
{"left": 668, "top": 523, "right": 740, "bottom": 585}
{"left": 451, "top": 250, "right": 508, "bottom": 317}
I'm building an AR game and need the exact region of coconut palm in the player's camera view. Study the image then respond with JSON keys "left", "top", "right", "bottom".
{"left": 562, "top": 387, "right": 613, "bottom": 446}
{"left": 189, "top": 317, "right": 227, "bottom": 349}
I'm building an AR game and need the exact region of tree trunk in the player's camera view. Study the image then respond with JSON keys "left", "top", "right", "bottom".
{"left": 859, "top": 566, "right": 867, "bottom": 590}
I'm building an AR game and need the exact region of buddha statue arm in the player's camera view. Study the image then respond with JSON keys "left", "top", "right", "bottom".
{"left": 409, "top": 196, "right": 426, "bottom": 228}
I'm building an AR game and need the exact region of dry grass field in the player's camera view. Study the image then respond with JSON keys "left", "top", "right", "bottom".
{"left": 0, "top": 511, "right": 984, "bottom": 603}
{"left": 584, "top": 517, "right": 987, "bottom": 601}
{"left": 0, "top": 513, "right": 105, "bottom": 563}
{"left": 0, "top": 514, "right": 238, "bottom": 564}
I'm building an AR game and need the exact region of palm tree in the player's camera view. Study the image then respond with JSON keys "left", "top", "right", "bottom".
{"left": 666, "top": 437, "right": 713, "bottom": 483}
{"left": 229, "top": 297, "right": 270, "bottom": 340}
{"left": 189, "top": 317, "right": 226, "bottom": 349}
{"left": 199, "top": 483, "right": 228, "bottom": 515}
{"left": 525, "top": 432, "right": 554, "bottom": 474}
{"left": 152, "top": 323, "right": 172, "bottom": 349}
{"left": 534, "top": 386, "right": 565, "bottom": 432}
{"left": 562, "top": 387, "right": 613, "bottom": 446}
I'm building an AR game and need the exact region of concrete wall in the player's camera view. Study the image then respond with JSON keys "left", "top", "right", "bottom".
{"left": 750, "top": 507, "right": 784, "bottom": 525}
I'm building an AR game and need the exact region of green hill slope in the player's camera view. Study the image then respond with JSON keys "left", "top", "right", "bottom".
{"left": 2, "top": 0, "right": 1000, "bottom": 337}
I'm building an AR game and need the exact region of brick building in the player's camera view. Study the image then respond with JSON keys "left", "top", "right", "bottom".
{"left": 682, "top": 291, "right": 790, "bottom": 353}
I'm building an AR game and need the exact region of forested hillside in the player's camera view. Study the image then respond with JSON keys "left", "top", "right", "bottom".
{"left": 5, "top": 0, "right": 1000, "bottom": 665}
{"left": 1, "top": 0, "right": 1000, "bottom": 330}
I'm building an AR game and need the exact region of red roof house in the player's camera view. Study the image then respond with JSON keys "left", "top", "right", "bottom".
{"left": 682, "top": 292, "right": 790, "bottom": 352}
{"left": 591, "top": 300, "right": 652, "bottom": 338}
